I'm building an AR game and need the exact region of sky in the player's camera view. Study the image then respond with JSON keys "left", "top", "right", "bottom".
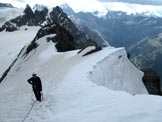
{"left": 98, "top": 0, "right": 162, "bottom": 6}
{"left": 1, "top": 0, "right": 162, "bottom": 8}
{"left": 0, "top": 0, "right": 162, "bottom": 13}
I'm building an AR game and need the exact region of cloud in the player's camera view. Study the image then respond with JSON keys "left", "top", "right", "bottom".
{"left": 0, "top": 0, "right": 105, "bottom": 12}
{"left": 0, "top": 0, "right": 26, "bottom": 7}
{"left": 97, "top": 0, "right": 162, "bottom": 6}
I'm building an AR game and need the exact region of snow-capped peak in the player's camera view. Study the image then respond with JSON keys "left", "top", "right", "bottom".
{"left": 59, "top": 3, "right": 74, "bottom": 14}
{"left": 60, "top": 3, "right": 70, "bottom": 10}
{"left": 33, "top": 4, "right": 47, "bottom": 11}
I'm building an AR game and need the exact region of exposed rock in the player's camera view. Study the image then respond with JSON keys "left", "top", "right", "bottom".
{"left": 10, "top": 4, "right": 35, "bottom": 26}
{"left": 24, "top": 4, "right": 35, "bottom": 18}
{"left": 49, "top": 6, "right": 88, "bottom": 49}
{"left": 34, "top": 8, "right": 48, "bottom": 25}
{"left": 142, "top": 69, "right": 162, "bottom": 95}
{"left": 0, "top": 22, "right": 18, "bottom": 32}
{"left": 23, "top": 23, "right": 74, "bottom": 56}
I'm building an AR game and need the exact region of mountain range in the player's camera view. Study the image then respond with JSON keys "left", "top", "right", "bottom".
{"left": 60, "top": 4, "right": 162, "bottom": 81}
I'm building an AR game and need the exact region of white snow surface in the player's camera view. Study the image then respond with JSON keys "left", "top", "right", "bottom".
{"left": 0, "top": 26, "right": 40, "bottom": 76}
{"left": 0, "top": 32, "right": 162, "bottom": 122}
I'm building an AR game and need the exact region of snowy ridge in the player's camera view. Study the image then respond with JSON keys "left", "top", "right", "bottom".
{"left": 0, "top": 34, "right": 162, "bottom": 122}
{"left": 89, "top": 48, "right": 147, "bottom": 94}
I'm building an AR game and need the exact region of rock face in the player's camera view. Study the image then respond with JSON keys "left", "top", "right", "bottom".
{"left": 60, "top": 4, "right": 108, "bottom": 47}
{"left": 49, "top": 6, "right": 88, "bottom": 49}
{"left": 25, "top": 23, "right": 75, "bottom": 55}
{"left": 0, "top": 22, "right": 18, "bottom": 32}
{"left": 142, "top": 69, "right": 162, "bottom": 95}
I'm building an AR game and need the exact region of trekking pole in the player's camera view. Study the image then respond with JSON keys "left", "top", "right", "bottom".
{"left": 41, "top": 92, "right": 44, "bottom": 101}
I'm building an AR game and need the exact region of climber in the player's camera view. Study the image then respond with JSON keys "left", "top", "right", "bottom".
{"left": 27, "top": 73, "right": 42, "bottom": 101}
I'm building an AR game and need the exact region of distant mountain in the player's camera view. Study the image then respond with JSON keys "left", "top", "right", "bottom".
{"left": 71, "top": 11, "right": 162, "bottom": 47}
{"left": 60, "top": 4, "right": 162, "bottom": 45}
{"left": 60, "top": 3, "right": 109, "bottom": 47}
{"left": 60, "top": 3, "right": 75, "bottom": 15}
{"left": 33, "top": 4, "right": 47, "bottom": 11}
{"left": 60, "top": 4, "right": 162, "bottom": 80}
{"left": 129, "top": 34, "right": 162, "bottom": 79}
{"left": 0, "top": 2, "right": 14, "bottom": 8}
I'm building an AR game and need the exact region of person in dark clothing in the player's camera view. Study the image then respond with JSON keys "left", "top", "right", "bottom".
{"left": 28, "top": 73, "right": 42, "bottom": 101}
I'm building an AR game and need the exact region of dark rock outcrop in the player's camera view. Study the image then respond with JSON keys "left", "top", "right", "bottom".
{"left": 33, "top": 23, "right": 74, "bottom": 53}
{"left": 142, "top": 69, "right": 162, "bottom": 95}
{"left": 0, "top": 22, "right": 18, "bottom": 32}
{"left": 34, "top": 8, "right": 48, "bottom": 25}
{"left": 49, "top": 6, "right": 88, "bottom": 49}
{"left": 24, "top": 23, "right": 101, "bottom": 55}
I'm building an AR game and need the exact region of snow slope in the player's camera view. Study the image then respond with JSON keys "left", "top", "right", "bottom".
{"left": 0, "top": 26, "right": 40, "bottom": 77}
{"left": 0, "top": 33, "right": 162, "bottom": 122}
